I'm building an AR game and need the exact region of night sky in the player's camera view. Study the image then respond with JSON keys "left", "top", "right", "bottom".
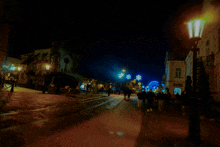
{"left": 4, "top": 0, "right": 204, "bottom": 85}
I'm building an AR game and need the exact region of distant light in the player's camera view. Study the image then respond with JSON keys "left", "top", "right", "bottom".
{"left": 46, "top": 65, "right": 50, "bottom": 70}
{"left": 117, "top": 132, "right": 124, "bottom": 136}
{"left": 80, "top": 85, "right": 84, "bottom": 89}
{"left": 122, "top": 69, "right": 126, "bottom": 73}
{"left": 118, "top": 73, "right": 124, "bottom": 78}
{"left": 142, "top": 86, "right": 145, "bottom": 88}
{"left": 10, "top": 66, "right": 15, "bottom": 70}
{"left": 126, "top": 74, "right": 131, "bottom": 80}
{"left": 18, "top": 67, "right": 21, "bottom": 71}
{"left": 136, "top": 75, "right": 142, "bottom": 81}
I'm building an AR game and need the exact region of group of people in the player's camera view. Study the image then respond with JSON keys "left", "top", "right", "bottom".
{"left": 123, "top": 89, "right": 132, "bottom": 101}
{"left": 137, "top": 89, "right": 171, "bottom": 112}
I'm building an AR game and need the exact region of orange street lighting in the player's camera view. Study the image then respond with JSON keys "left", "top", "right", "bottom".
{"left": 122, "top": 69, "right": 126, "bottom": 73}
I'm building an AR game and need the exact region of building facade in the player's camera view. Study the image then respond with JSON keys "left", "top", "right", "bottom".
{"left": 196, "top": 0, "right": 220, "bottom": 100}
{"left": 0, "top": 24, "right": 9, "bottom": 73}
{"left": 165, "top": 52, "right": 187, "bottom": 97}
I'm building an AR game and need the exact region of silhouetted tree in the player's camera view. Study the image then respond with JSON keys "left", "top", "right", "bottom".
{"left": 185, "top": 76, "right": 192, "bottom": 97}
{"left": 196, "top": 60, "right": 211, "bottom": 101}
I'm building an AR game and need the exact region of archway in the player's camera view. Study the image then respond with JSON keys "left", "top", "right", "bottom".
{"left": 174, "top": 87, "right": 181, "bottom": 95}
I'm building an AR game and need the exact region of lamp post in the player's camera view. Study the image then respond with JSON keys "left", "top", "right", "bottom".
{"left": 186, "top": 18, "right": 205, "bottom": 144}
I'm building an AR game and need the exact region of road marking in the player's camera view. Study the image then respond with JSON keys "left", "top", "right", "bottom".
{"left": 0, "top": 97, "right": 121, "bottom": 132}
{"left": 87, "top": 98, "right": 116, "bottom": 110}
{"left": 0, "top": 111, "right": 19, "bottom": 116}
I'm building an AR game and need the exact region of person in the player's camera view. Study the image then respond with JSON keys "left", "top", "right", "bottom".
{"left": 137, "top": 90, "right": 143, "bottom": 108}
{"left": 180, "top": 91, "right": 188, "bottom": 111}
{"left": 10, "top": 79, "right": 15, "bottom": 92}
{"left": 124, "top": 89, "right": 127, "bottom": 100}
{"left": 156, "top": 90, "right": 166, "bottom": 112}
{"left": 146, "top": 89, "right": 155, "bottom": 112}
{"left": 175, "top": 92, "right": 180, "bottom": 104}
{"left": 142, "top": 89, "right": 147, "bottom": 104}
{"left": 108, "top": 88, "right": 111, "bottom": 96}
{"left": 127, "top": 88, "right": 132, "bottom": 101}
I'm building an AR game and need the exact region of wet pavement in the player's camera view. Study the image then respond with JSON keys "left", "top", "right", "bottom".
{"left": 1, "top": 87, "right": 220, "bottom": 147}
{"left": 0, "top": 86, "right": 122, "bottom": 147}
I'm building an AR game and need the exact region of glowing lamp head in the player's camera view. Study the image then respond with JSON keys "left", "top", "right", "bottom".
{"left": 187, "top": 19, "right": 205, "bottom": 39}
{"left": 46, "top": 64, "right": 51, "bottom": 70}
{"left": 18, "top": 67, "right": 21, "bottom": 71}
{"left": 122, "top": 69, "right": 126, "bottom": 73}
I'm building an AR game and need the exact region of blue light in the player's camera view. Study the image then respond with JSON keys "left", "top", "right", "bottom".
{"left": 10, "top": 66, "right": 15, "bottom": 70}
{"left": 126, "top": 74, "right": 131, "bottom": 80}
{"left": 142, "top": 86, "right": 145, "bottom": 88}
{"left": 118, "top": 73, "right": 124, "bottom": 78}
{"left": 80, "top": 84, "right": 85, "bottom": 90}
{"left": 136, "top": 75, "right": 142, "bottom": 81}
{"left": 148, "top": 81, "right": 159, "bottom": 90}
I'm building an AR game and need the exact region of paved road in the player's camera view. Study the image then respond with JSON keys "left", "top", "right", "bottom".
{"left": 24, "top": 96, "right": 220, "bottom": 147}
{"left": 0, "top": 89, "right": 123, "bottom": 147}
{"left": 1, "top": 89, "right": 220, "bottom": 147}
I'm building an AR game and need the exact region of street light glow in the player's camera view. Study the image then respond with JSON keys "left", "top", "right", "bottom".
{"left": 10, "top": 66, "right": 15, "bottom": 70}
{"left": 46, "top": 64, "right": 50, "bottom": 70}
{"left": 118, "top": 73, "right": 124, "bottom": 78}
{"left": 126, "top": 74, "right": 131, "bottom": 80}
{"left": 136, "top": 75, "right": 142, "bottom": 81}
{"left": 122, "top": 69, "right": 126, "bottom": 72}
{"left": 187, "top": 19, "right": 205, "bottom": 38}
{"left": 18, "top": 67, "right": 21, "bottom": 71}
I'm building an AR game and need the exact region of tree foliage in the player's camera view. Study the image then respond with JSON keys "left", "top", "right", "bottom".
{"left": 196, "top": 60, "right": 211, "bottom": 100}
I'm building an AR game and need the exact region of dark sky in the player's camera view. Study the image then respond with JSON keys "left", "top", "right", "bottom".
{"left": 4, "top": 0, "right": 204, "bottom": 85}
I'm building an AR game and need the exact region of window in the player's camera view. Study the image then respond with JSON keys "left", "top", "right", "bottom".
{"left": 206, "top": 40, "right": 209, "bottom": 47}
{"left": 174, "top": 88, "right": 181, "bottom": 95}
{"left": 175, "top": 68, "right": 181, "bottom": 78}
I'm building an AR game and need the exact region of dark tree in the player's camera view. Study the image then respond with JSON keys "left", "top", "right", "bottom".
{"left": 196, "top": 60, "right": 211, "bottom": 101}
{"left": 185, "top": 76, "right": 192, "bottom": 97}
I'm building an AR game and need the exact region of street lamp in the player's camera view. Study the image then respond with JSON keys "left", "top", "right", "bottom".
{"left": 122, "top": 69, "right": 126, "bottom": 73}
{"left": 17, "top": 67, "right": 21, "bottom": 71}
{"left": 45, "top": 64, "right": 51, "bottom": 70}
{"left": 186, "top": 18, "right": 205, "bottom": 144}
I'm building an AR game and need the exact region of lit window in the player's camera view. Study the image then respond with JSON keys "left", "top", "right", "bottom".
{"left": 174, "top": 88, "right": 181, "bottom": 95}
{"left": 175, "top": 68, "right": 181, "bottom": 78}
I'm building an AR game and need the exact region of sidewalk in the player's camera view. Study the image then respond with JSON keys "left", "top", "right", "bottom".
{"left": 129, "top": 99, "right": 220, "bottom": 146}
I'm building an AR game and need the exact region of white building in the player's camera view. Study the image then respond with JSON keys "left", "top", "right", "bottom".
{"left": 165, "top": 52, "right": 187, "bottom": 97}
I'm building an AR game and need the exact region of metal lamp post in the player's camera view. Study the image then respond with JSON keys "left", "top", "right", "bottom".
{"left": 186, "top": 18, "right": 205, "bottom": 144}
